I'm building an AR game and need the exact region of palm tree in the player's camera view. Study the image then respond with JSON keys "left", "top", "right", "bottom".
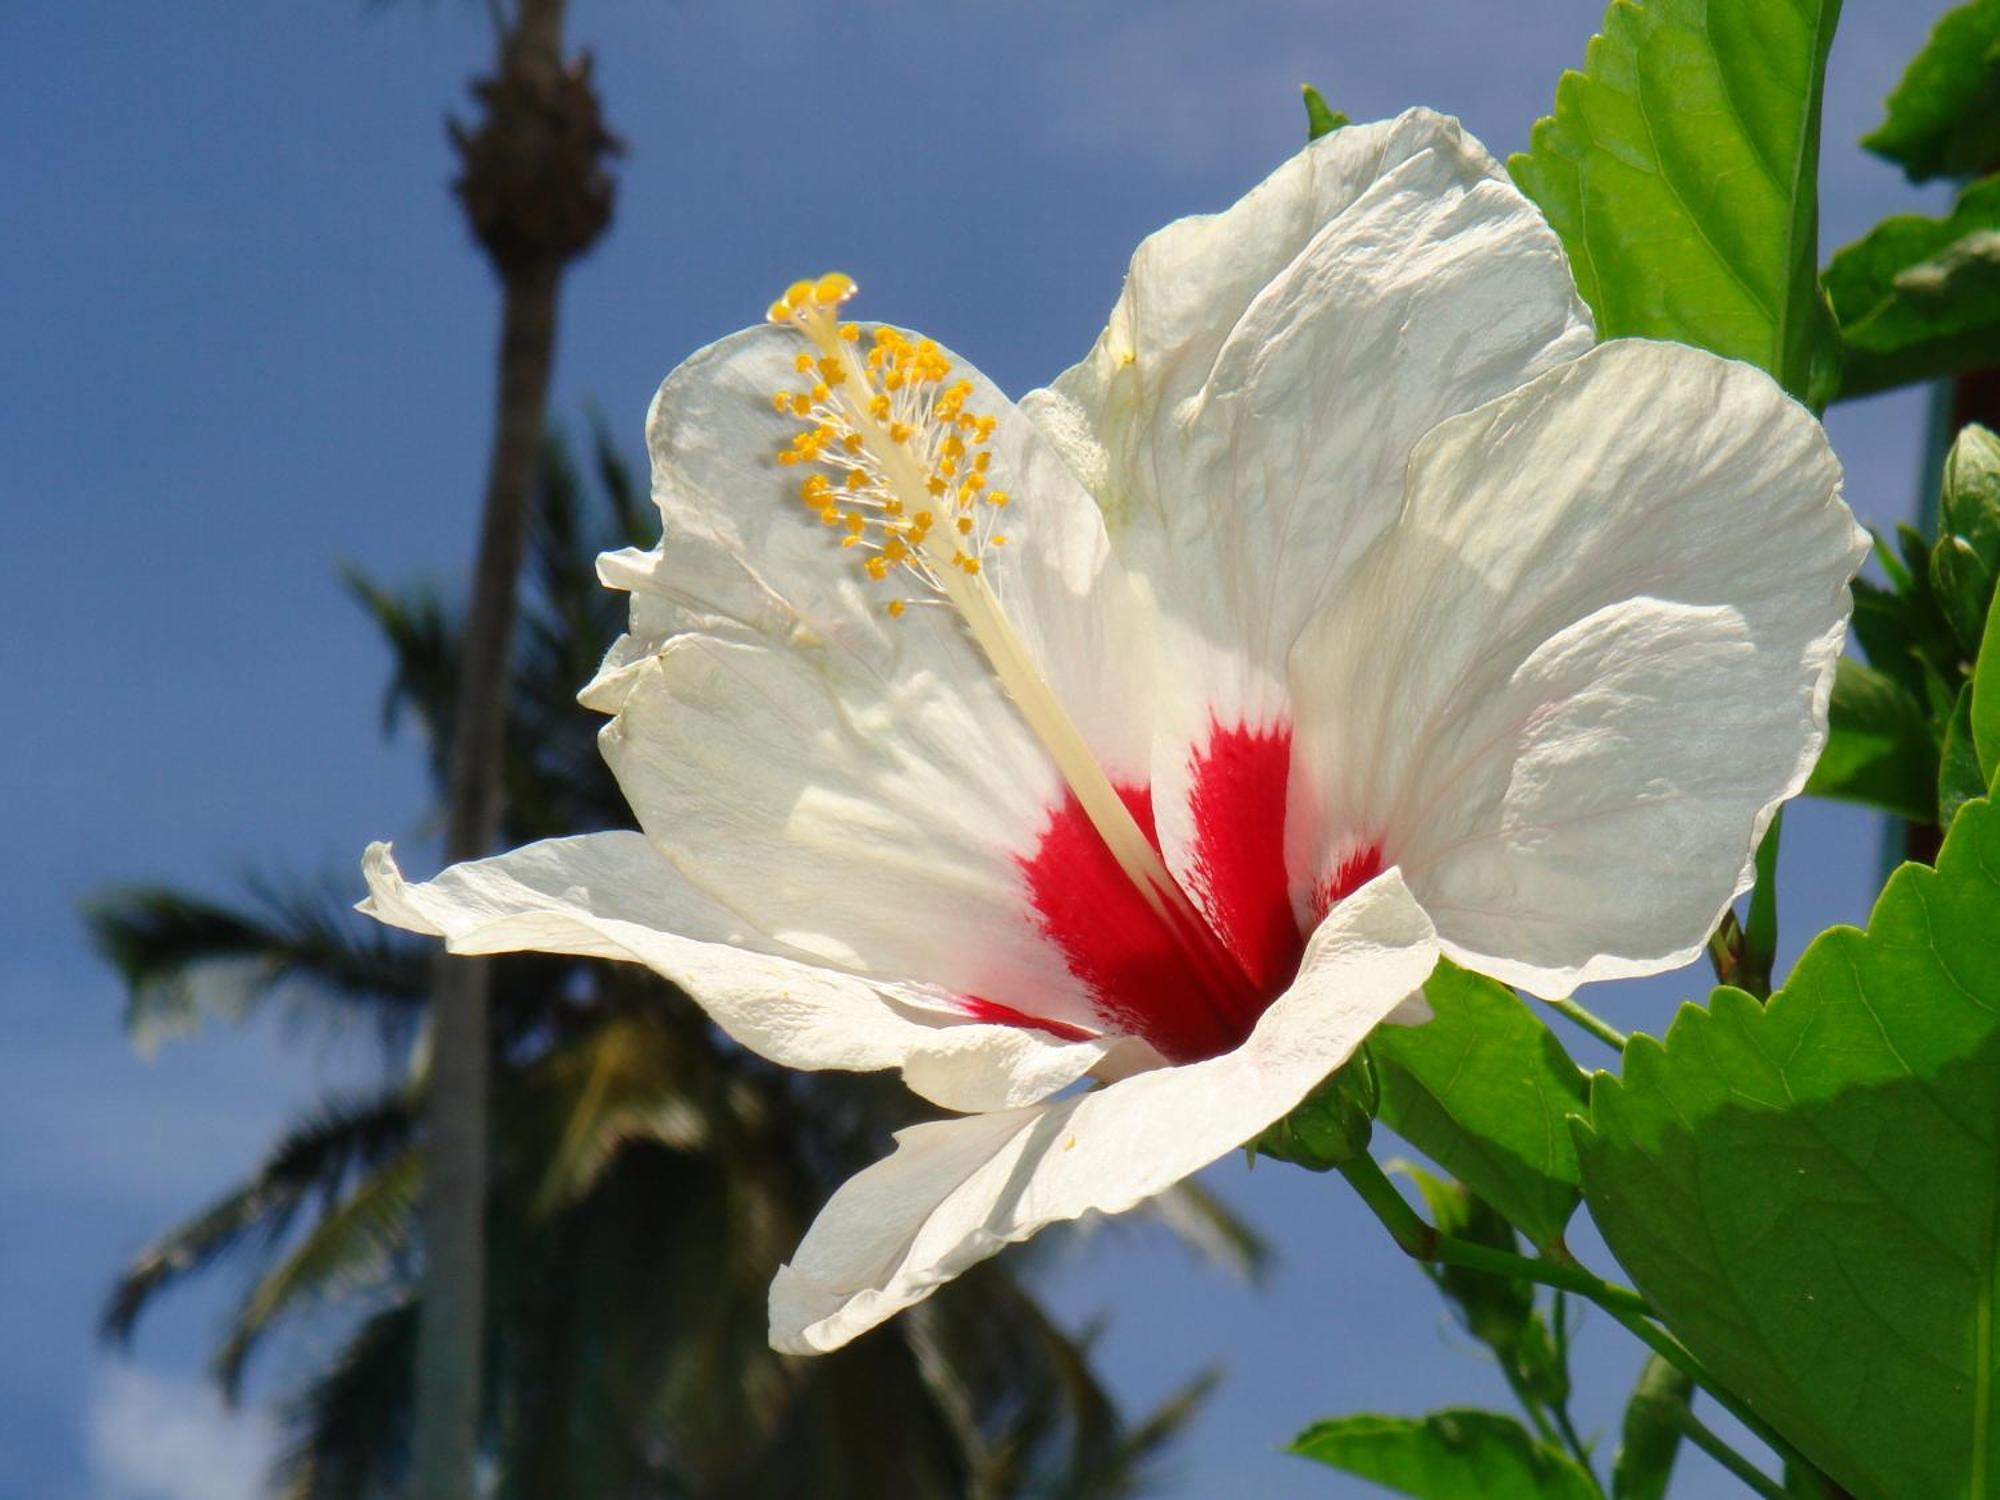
{"left": 91, "top": 423, "right": 1260, "bottom": 1499}
{"left": 428, "top": 0, "right": 618, "bottom": 1485}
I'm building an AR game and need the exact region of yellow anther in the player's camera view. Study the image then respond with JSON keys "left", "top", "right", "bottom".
{"left": 866, "top": 555, "right": 889, "bottom": 580}
{"left": 882, "top": 536, "right": 908, "bottom": 562}
{"left": 814, "top": 272, "right": 857, "bottom": 305}
{"left": 956, "top": 515, "right": 974, "bottom": 535}
{"left": 819, "top": 507, "right": 840, "bottom": 527}
{"left": 842, "top": 432, "right": 864, "bottom": 454}
{"left": 844, "top": 511, "right": 865, "bottom": 534}
{"left": 974, "top": 415, "right": 997, "bottom": 441}
{"left": 809, "top": 382, "right": 829, "bottom": 403}
{"left": 889, "top": 422, "right": 913, "bottom": 443}
{"left": 843, "top": 469, "right": 866, "bottom": 490}
{"left": 802, "top": 473, "right": 831, "bottom": 501}
{"left": 942, "top": 435, "right": 965, "bottom": 460}
{"left": 926, "top": 475, "right": 947, "bottom": 496}
{"left": 991, "top": 534, "right": 1008, "bottom": 546}
{"left": 794, "top": 352, "right": 816, "bottom": 374}
{"left": 776, "top": 449, "right": 801, "bottom": 467}
{"left": 868, "top": 394, "right": 891, "bottom": 419}
{"left": 772, "top": 390, "right": 790, "bottom": 412}
{"left": 886, "top": 599, "right": 905, "bottom": 618}
{"left": 884, "top": 498, "right": 904, "bottom": 517}
{"left": 973, "top": 451, "right": 991, "bottom": 473}
{"left": 841, "top": 534, "right": 862, "bottom": 548}
{"left": 785, "top": 279, "right": 817, "bottom": 309}
{"left": 790, "top": 393, "right": 812, "bottom": 417}
{"left": 839, "top": 323, "right": 861, "bottom": 342}
{"left": 988, "top": 490, "right": 1010, "bottom": 507}
{"left": 766, "top": 300, "right": 791, "bottom": 324}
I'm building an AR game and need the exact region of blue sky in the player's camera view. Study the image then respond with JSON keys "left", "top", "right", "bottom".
{"left": 0, "top": 1, "right": 1952, "bottom": 1495}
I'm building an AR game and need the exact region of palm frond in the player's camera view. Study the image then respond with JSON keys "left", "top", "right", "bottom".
{"left": 214, "top": 1147, "right": 421, "bottom": 1399}
{"left": 85, "top": 878, "right": 428, "bottom": 1054}
{"left": 272, "top": 1297, "right": 417, "bottom": 1500}
{"left": 102, "top": 1090, "right": 414, "bottom": 1345}
{"left": 1144, "top": 1179, "right": 1273, "bottom": 1284}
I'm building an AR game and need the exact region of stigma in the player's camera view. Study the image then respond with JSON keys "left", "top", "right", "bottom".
{"left": 766, "top": 274, "right": 1010, "bottom": 619}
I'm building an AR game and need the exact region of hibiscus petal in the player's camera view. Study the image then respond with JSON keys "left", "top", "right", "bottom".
{"left": 604, "top": 628, "right": 1133, "bottom": 1034}
{"left": 589, "top": 323, "right": 1155, "bottom": 784}
{"left": 1286, "top": 340, "right": 1868, "bottom": 995}
{"left": 359, "top": 835, "right": 1110, "bottom": 1112}
{"left": 767, "top": 867, "right": 1438, "bottom": 1353}
{"left": 1023, "top": 109, "right": 1591, "bottom": 942}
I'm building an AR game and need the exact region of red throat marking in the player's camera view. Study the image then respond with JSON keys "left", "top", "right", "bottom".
{"left": 1009, "top": 722, "right": 1380, "bottom": 1064}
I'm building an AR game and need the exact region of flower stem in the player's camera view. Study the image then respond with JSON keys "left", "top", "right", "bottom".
{"left": 1545, "top": 996, "right": 1627, "bottom": 1053}
{"left": 1670, "top": 1401, "right": 1792, "bottom": 1500}
{"left": 1336, "top": 1154, "right": 1824, "bottom": 1489}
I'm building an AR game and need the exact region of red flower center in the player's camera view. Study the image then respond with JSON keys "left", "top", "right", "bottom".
{"left": 988, "top": 720, "right": 1379, "bottom": 1063}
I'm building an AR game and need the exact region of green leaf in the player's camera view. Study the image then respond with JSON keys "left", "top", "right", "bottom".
{"left": 1301, "top": 84, "right": 1348, "bottom": 141}
{"left": 1860, "top": 0, "right": 2000, "bottom": 183}
{"left": 1509, "top": 0, "right": 1843, "bottom": 401}
{"left": 1611, "top": 1356, "right": 1694, "bottom": 1500}
{"left": 1371, "top": 962, "right": 1588, "bottom": 1249}
{"left": 1934, "top": 424, "right": 2000, "bottom": 655}
{"left": 1941, "top": 684, "right": 1986, "bottom": 830}
{"left": 1804, "top": 657, "right": 1937, "bottom": 821}
{"left": 1289, "top": 1410, "right": 1599, "bottom": 1499}
{"left": 1826, "top": 178, "right": 2000, "bottom": 401}
{"left": 1976, "top": 572, "right": 2000, "bottom": 785}
{"left": 1577, "top": 797, "right": 2000, "bottom": 1500}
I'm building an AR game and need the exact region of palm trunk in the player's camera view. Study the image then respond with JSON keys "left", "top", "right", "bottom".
{"left": 414, "top": 256, "right": 562, "bottom": 1500}
{"left": 415, "top": 0, "right": 610, "bottom": 1491}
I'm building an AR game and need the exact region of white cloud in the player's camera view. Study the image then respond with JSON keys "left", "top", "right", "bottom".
{"left": 89, "top": 1362, "right": 277, "bottom": 1500}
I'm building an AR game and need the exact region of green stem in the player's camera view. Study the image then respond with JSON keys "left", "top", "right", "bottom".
{"left": 1336, "top": 1157, "right": 1648, "bottom": 1312}
{"left": 1550, "top": 1400, "right": 1601, "bottom": 1494}
{"left": 1338, "top": 1154, "right": 1825, "bottom": 1490}
{"left": 1672, "top": 1403, "right": 1792, "bottom": 1500}
{"left": 1545, "top": 996, "right": 1628, "bottom": 1053}
{"left": 1594, "top": 1298, "right": 1817, "bottom": 1486}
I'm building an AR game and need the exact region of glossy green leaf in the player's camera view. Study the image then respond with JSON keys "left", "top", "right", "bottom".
{"left": 1861, "top": 0, "right": 2000, "bottom": 183}
{"left": 1301, "top": 84, "right": 1348, "bottom": 140}
{"left": 1827, "top": 178, "right": 2000, "bottom": 401}
{"left": 1803, "top": 656, "right": 1936, "bottom": 821}
{"left": 1509, "top": 0, "right": 1842, "bottom": 400}
{"left": 1612, "top": 1356, "right": 1694, "bottom": 1500}
{"left": 1289, "top": 1410, "right": 1599, "bottom": 1499}
{"left": 1372, "top": 963, "right": 1587, "bottom": 1250}
{"left": 1976, "top": 571, "right": 2000, "bottom": 785}
{"left": 1941, "top": 684, "right": 1986, "bottom": 830}
{"left": 1578, "top": 797, "right": 2000, "bottom": 1500}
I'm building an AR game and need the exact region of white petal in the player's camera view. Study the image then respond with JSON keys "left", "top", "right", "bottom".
{"left": 768, "top": 867, "right": 1438, "bottom": 1353}
{"left": 1024, "top": 108, "right": 1591, "bottom": 919}
{"left": 1286, "top": 341, "right": 1868, "bottom": 995}
{"left": 359, "top": 836, "right": 1109, "bottom": 1112}
{"left": 603, "top": 324, "right": 1155, "bottom": 783}
{"left": 600, "top": 631, "right": 1110, "bottom": 1036}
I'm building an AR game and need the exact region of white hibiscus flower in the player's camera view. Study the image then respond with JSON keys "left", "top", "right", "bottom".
{"left": 362, "top": 109, "right": 1867, "bottom": 1355}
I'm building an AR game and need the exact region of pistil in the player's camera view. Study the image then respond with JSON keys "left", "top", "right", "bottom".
{"left": 766, "top": 275, "right": 1266, "bottom": 1042}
